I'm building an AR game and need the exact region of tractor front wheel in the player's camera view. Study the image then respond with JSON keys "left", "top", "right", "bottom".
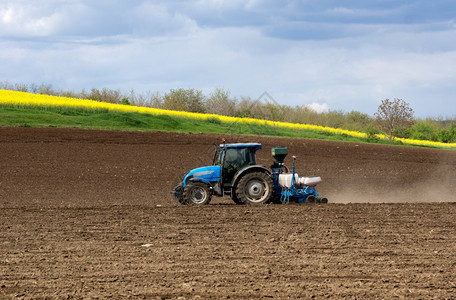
{"left": 235, "top": 172, "right": 273, "bottom": 205}
{"left": 183, "top": 182, "right": 211, "bottom": 205}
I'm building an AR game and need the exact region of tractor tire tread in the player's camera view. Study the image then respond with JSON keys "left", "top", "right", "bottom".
{"left": 183, "top": 182, "right": 211, "bottom": 205}
{"left": 235, "top": 171, "right": 273, "bottom": 205}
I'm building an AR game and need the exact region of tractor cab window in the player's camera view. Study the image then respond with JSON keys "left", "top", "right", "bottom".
{"left": 222, "top": 147, "right": 257, "bottom": 180}
{"left": 240, "top": 148, "right": 256, "bottom": 165}
{"left": 217, "top": 150, "right": 224, "bottom": 166}
{"left": 224, "top": 148, "right": 243, "bottom": 169}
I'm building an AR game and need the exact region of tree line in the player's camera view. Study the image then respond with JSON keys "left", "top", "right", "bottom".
{"left": 1, "top": 81, "right": 455, "bottom": 143}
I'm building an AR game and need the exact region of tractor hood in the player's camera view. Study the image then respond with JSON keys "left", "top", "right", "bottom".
{"left": 183, "top": 165, "right": 222, "bottom": 187}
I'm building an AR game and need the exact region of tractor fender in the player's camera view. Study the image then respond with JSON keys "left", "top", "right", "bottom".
{"left": 183, "top": 165, "right": 221, "bottom": 187}
{"left": 231, "top": 165, "right": 271, "bottom": 194}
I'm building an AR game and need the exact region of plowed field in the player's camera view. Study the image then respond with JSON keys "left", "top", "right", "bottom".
{"left": 1, "top": 127, "right": 456, "bottom": 298}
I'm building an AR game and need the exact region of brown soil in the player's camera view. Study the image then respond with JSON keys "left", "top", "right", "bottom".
{"left": 1, "top": 127, "right": 456, "bottom": 298}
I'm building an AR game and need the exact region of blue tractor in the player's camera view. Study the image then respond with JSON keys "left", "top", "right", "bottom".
{"left": 173, "top": 141, "right": 328, "bottom": 205}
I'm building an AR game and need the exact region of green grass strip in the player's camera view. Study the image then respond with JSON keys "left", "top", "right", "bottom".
{"left": 1, "top": 89, "right": 455, "bottom": 149}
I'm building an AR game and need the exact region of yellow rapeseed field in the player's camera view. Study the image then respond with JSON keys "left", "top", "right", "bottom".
{"left": 1, "top": 89, "right": 455, "bottom": 148}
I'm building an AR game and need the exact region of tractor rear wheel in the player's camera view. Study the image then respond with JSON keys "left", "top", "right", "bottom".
{"left": 231, "top": 193, "right": 244, "bottom": 205}
{"left": 235, "top": 172, "right": 273, "bottom": 205}
{"left": 183, "top": 182, "right": 211, "bottom": 205}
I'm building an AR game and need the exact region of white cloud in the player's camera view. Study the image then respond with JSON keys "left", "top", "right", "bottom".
{"left": 1, "top": 6, "right": 14, "bottom": 24}
{"left": 306, "top": 102, "right": 329, "bottom": 113}
{"left": 0, "top": 1, "right": 91, "bottom": 37}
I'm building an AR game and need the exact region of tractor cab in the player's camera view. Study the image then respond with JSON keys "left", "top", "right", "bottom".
{"left": 215, "top": 143, "right": 262, "bottom": 186}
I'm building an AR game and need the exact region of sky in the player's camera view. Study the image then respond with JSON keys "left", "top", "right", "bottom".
{"left": 1, "top": 0, "right": 456, "bottom": 118}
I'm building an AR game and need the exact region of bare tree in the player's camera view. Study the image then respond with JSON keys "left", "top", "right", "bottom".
{"left": 206, "top": 88, "right": 236, "bottom": 116}
{"left": 375, "top": 98, "right": 415, "bottom": 140}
